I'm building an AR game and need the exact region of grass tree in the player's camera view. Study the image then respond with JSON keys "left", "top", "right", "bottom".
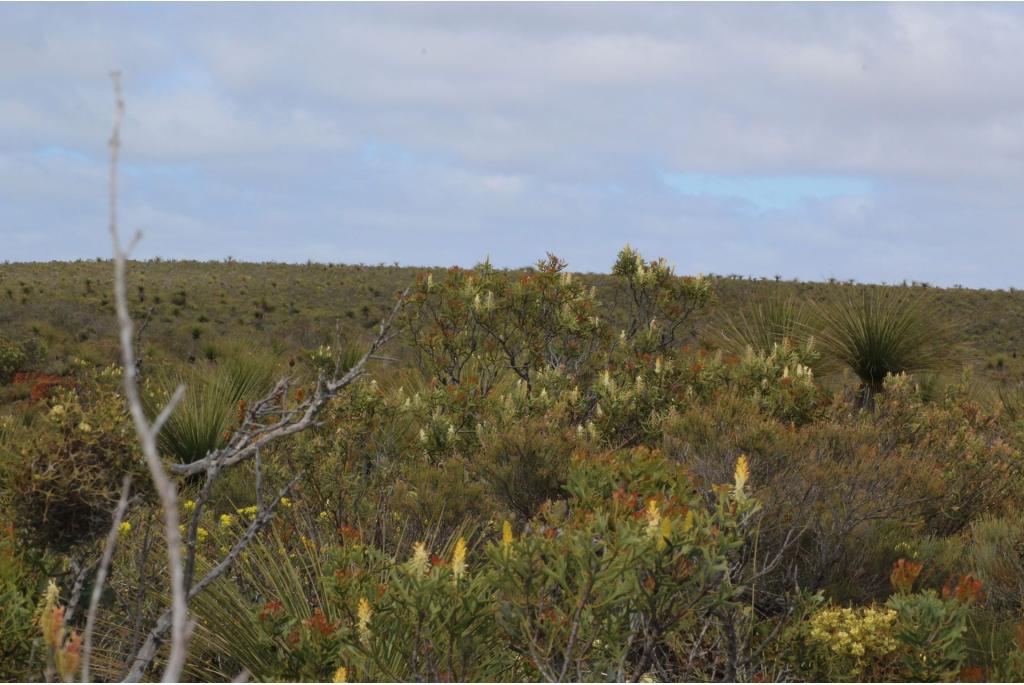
{"left": 148, "top": 351, "right": 277, "bottom": 465}
{"left": 812, "top": 288, "right": 957, "bottom": 405}
{"left": 714, "top": 292, "right": 834, "bottom": 376}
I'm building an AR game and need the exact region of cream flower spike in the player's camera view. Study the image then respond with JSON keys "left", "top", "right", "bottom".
{"left": 734, "top": 455, "right": 749, "bottom": 494}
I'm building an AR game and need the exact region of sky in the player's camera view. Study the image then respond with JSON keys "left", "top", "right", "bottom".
{"left": 2, "top": 2, "right": 1023, "bottom": 288}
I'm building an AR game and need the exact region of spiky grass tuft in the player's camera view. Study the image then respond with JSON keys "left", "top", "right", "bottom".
{"left": 149, "top": 350, "right": 278, "bottom": 464}
{"left": 812, "top": 288, "right": 957, "bottom": 401}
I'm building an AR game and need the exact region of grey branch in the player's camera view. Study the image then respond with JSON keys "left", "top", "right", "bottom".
{"left": 82, "top": 476, "right": 133, "bottom": 683}
{"left": 107, "top": 70, "right": 189, "bottom": 683}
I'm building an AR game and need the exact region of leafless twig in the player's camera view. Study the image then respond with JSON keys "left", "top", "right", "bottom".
{"left": 82, "top": 476, "right": 132, "bottom": 683}
{"left": 107, "top": 70, "right": 189, "bottom": 683}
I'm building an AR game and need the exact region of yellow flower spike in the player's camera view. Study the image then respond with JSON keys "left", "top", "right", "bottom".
{"left": 357, "top": 597, "right": 373, "bottom": 643}
{"left": 408, "top": 541, "right": 430, "bottom": 577}
{"left": 39, "top": 580, "right": 62, "bottom": 648}
{"left": 644, "top": 499, "right": 661, "bottom": 540}
{"left": 451, "top": 537, "right": 467, "bottom": 581}
{"left": 658, "top": 517, "right": 671, "bottom": 550}
{"left": 683, "top": 509, "right": 695, "bottom": 533}
{"left": 332, "top": 666, "right": 348, "bottom": 683}
{"left": 501, "top": 520, "right": 514, "bottom": 548}
{"left": 733, "top": 455, "right": 749, "bottom": 495}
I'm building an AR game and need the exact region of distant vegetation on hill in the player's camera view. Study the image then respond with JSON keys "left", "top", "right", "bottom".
{"left": 2, "top": 258, "right": 1022, "bottom": 390}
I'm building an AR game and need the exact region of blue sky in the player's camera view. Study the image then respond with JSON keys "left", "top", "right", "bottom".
{"left": 2, "top": 3, "right": 1024, "bottom": 287}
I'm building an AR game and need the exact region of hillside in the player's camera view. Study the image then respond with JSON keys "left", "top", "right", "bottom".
{"left": 2, "top": 259, "right": 1022, "bottom": 388}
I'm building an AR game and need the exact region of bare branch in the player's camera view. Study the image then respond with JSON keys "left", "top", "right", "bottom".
{"left": 151, "top": 384, "right": 186, "bottom": 436}
{"left": 108, "top": 70, "right": 189, "bottom": 683}
{"left": 82, "top": 476, "right": 132, "bottom": 683}
{"left": 61, "top": 558, "right": 94, "bottom": 630}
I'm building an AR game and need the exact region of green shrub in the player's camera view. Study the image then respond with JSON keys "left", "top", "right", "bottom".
{"left": 472, "top": 416, "right": 573, "bottom": 519}
{"left": 962, "top": 514, "right": 1024, "bottom": 611}
{"left": 0, "top": 530, "right": 44, "bottom": 680}
{"left": 0, "top": 338, "right": 27, "bottom": 384}
{"left": 611, "top": 245, "right": 713, "bottom": 355}
{"left": 161, "top": 446, "right": 766, "bottom": 682}
{"left": 0, "top": 370, "right": 147, "bottom": 552}
{"left": 887, "top": 589, "right": 969, "bottom": 681}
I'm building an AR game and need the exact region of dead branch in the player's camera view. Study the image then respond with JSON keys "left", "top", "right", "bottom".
{"left": 99, "top": 70, "right": 405, "bottom": 683}
{"left": 82, "top": 476, "right": 132, "bottom": 683}
{"left": 107, "top": 70, "right": 190, "bottom": 683}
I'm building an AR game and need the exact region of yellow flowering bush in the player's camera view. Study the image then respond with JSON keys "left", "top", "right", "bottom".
{"left": 800, "top": 605, "right": 900, "bottom": 680}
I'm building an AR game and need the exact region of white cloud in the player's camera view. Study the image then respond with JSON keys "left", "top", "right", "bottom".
{"left": 2, "top": 3, "right": 1024, "bottom": 286}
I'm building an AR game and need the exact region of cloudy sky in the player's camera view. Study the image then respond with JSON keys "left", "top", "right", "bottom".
{"left": 2, "top": 3, "right": 1023, "bottom": 287}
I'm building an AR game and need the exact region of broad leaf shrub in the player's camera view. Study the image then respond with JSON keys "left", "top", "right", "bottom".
{"left": 176, "top": 448, "right": 764, "bottom": 681}
{"left": 0, "top": 527, "right": 45, "bottom": 679}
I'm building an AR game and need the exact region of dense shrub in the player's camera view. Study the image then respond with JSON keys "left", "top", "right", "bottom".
{"left": 0, "top": 529, "right": 44, "bottom": 679}
{"left": 0, "top": 337, "right": 28, "bottom": 384}
{"left": 4, "top": 248, "right": 1024, "bottom": 682}
{"left": 0, "top": 369, "right": 147, "bottom": 552}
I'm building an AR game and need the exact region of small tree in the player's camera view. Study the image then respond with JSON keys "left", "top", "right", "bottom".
{"left": 612, "top": 245, "right": 713, "bottom": 355}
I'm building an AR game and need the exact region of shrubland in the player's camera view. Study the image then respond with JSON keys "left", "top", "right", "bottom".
{"left": 2, "top": 246, "right": 1024, "bottom": 681}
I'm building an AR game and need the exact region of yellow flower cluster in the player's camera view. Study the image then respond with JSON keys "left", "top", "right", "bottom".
{"left": 501, "top": 520, "right": 514, "bottom": 548}
{"left": 357, "top": 597, "right": 373, "bottom": 643}
{"left": 452, "top": 537, "right": 467, "bottom": 580}
{"left": 806, "top": 606, "right": 899, "bottom": 674}
{"left": 644, "top": 500, "right": 670, "bottom": 550}
{"left": 177, "top": 524, "right": 209, "bottom": 542}
{"left": 408, "top": 541, "right": 430, "bottom": 577}
{"left": 733, "top": 455, "right": 749, "bottom": 494}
